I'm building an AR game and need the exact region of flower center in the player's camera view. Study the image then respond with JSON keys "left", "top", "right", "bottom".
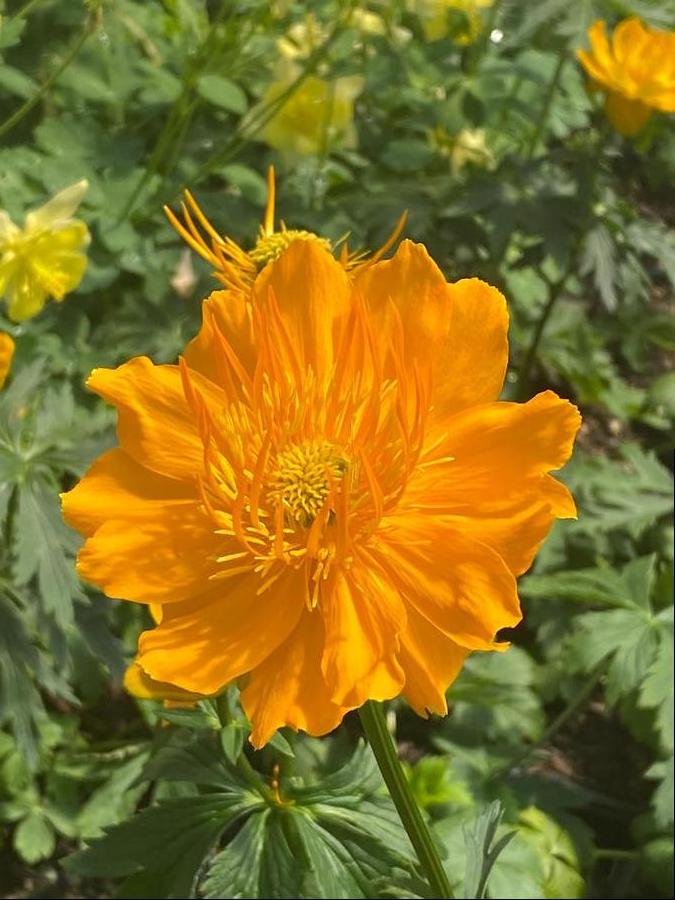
{"left": 249, "top": 230, "right": 331, "bottom": 267}
{"left": 269, "top": 440, "right": 348, "bottom": 528}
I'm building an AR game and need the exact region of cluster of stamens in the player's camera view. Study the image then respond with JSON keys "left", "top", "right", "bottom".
{"left": 249, "top": 229, "right": 331, "bottom": 268}
{"left": 268, "top": 440, "right": 348, "bottom": 528}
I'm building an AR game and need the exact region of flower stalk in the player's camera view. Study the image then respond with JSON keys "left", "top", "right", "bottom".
{"left": 359, "top": 701, "right": 454, "bottom": 899}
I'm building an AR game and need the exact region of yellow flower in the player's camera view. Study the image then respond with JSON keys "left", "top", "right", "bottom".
{"left": 0, "top": 180, "right": 89, "bottom": 322}
{"left": 63, "top": 234, "right": 580, "bottom": 748}
{"left": 577, "top": 18, "right": 675, "bottom": 137}
{"left": 257, "top": 73, "right": 364, "bottom": 157}
{"left": 450, "top": 128, "right": 495, "bottom": 174}
{"left": 409, "top": 0, "right": 493, "bottom": 44}
{"left": 0, "top": 332, "right": 15, "bottom": 390}
{"left": 164, "top": 166, "right": 406, "bottom": 292}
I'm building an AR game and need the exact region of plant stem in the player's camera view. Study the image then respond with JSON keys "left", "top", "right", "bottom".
{"left": 514, "top": 263, "right": 571, "bottom": 400}
{"left": 215, "top": 691, "right": 232, "bottom": 727}
{"left": 525, "top": 52, "right": 566, "bottom": 162}
{"left": 0, "top": 22, "right": 91, "bottom": 140}
{"left": 359, "top": 701, "right": 454, "bottom": 899}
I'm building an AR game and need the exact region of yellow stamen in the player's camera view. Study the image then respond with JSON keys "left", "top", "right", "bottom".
{"left": 249, "top": 229, "right": 330, "bottom": 268}
{"left": 269, "top": 440, "right": 348, "bottom": 528}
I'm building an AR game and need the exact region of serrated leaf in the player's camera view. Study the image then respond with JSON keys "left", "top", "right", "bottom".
{"left": 581, "top": 224, "right": 617, "bottom": 310}
{"left": 76, "top": 750, "right": 151, "bottom": 839}
{"left": 203, "top": 808, "right": 270, "bottom": 899}
{"left": 65, "top": 795, "right": 255, "bottom": 897}
{"left": 142, "top": 731, "right": 257, "bottom": 792}
{"left": 462, "top": 801, "right": 515, "bottom": 899}
{"left": 13, "top": 478, "right": 80, "bottom": 628}
{"left": 639, "top": 631, "right": 674, "bottom": 752}
{"left": 569, "top": 556, "right": 663, "bottom": 704}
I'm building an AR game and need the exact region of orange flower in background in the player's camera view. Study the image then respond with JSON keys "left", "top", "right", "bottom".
{"left": 577, "top": 18, "right": 675, "bottom": 137}
{"left": 164, "top": 166, "right": 406, "bottom": 292}
{"left": 0, "top": 332, "right": 15, "bottom": 389}
{"left": 62, "top": 238, "right": 580, "bottom": 747}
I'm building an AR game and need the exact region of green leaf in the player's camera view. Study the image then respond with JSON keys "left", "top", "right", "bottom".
{"left": 65, "top": 795, "right": 255, "bottom": 897}
{"left": 0, "top": 62, "right": 37, "bottom": 99}
{"left": 13, "top": 809, "right": 56, "bottom": 864}
{"left": 221, "top": 163, "right": 269, "bottom": 204}
{"left": 197, "top": 75, "right": 247, "bottom": 114}
{"left": 203, "top": 808, "right": 270, "bottom": 899}
{"left": 13, "top": 478, "right": 81, "bottom": 628}
{"left": 571, "top": 444, "right": 672, "bottom": 538}
{"left": 142, "top": 731, "right": 256, "bottom": 791}
{"left": 639, "top": 631, "right": 674, "bottom": 752}
{"left": 581, "top": 224, "right": 617, "bottom": 310}
{"left": 646, "top": 757, "right": 674, "bottom": 829}
{"left": 220, "top": 722, "right": 247, "bottom": 764}
{"left": 462, "top": 801, "right": 515, "bottom": 900}
{"left": 446, "top": 647, "right": 545, "bottom": 745}
{"left": 568, "top": 556, "right": 664, "bottom": 704}
{"left": 268, "top": 731, "right": 295, "bottom": 758}
{"left": 76, "top": 750, "right": 150, "bottom": 839}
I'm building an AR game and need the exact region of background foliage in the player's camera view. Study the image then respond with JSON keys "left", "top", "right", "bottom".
{"left": 0, "top": 0, "right": 673, "bottom": 897}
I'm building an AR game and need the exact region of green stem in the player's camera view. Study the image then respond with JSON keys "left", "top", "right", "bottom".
{"left": 359, "top": 701, "right": 454, "bottom": 899}
{"left": 0, "top": 22, "right": 91, "bottom": 140}
{"left": 11, "top": 0, "right": 45, "bottom": 19}
{"left": 525, "top": 52, "right": 566, "bottom": 162}
{"left": 514, "top": 263, "right": 571, "bottom": 400}
{"left": 215, "top": 691, "right": 232, "bottom": 727}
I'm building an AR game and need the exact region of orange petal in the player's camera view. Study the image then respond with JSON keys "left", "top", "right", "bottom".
{"left": 399, "top": 606, "right": 468, "bottom": 716}
{"left": 584, "top": 19, "right": 615, "bottom": 85}
{"left": 76, "top": 501, "right": 221, "bottom": 605}
{"left": 355, "top": 241, "right": 508, "bottom": 415}
{"left": 87, "top": 357, "right": 225, "bottom": 479}
{"left": 419, "top": 391, "right": 581, "bottom": 505}
{"left": 61, "top": 448, "right": 195, "bottom": 538}
{"left": 373, "top": 518, "right": 521, "bottom": 650}
{"left": 137, "top": 567, "right": 305, "bottom": 695}
{"left": 253, "top": 240, "right": 351, "bottom": 385}
{"left": 433, "top": 277, "right": 508, "bottom": 417}
{"left": 321, "top": 563, "right": 405, "bottom": 707}
{"left": 604, "top": 92, "right": 652, "bottom": 136}
{"left": 438, "top": 500, "right": 557, "bottom": 577}
{"left": 540, "top": 474, "right": 577, "bottom": 519}
{"left": 611, "top": 17, "right": 647, "bottom": 68}
{"left": 241, "top": 609, "right": 348, "bottom": 748}
{"left": 183, "top": 289, "right": 255, "bottom": 383}
{"left": 124, "top": 660, "right": 208, "bottom": 703}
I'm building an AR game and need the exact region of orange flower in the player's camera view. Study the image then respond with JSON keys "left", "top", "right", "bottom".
{"left": 164, "top": 166, "right": 406, "bottom": 292}
{"left": 577, "top": 18, "right": 675, "bottom": 136}
{"left": 62, "top": 239, "right": 580, "bottom": 747}
{"left": 0, "top": 331, "right": 15, "bottom": 389}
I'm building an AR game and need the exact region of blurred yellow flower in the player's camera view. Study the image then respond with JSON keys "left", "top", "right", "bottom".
{"left": 0, "top": 332, "right": 14, "bottom": 390}
{"left": 450, "top": 128, "right": 495, "bottom": 174}
{"left": 258, "top": 74, "right": 364, "bottom": 157}
{"left": 277, "top": 10, "right": 409, "bottom": 60}
{"left": 409, "top": 0, "right": 493, "bottom": 44}
{"left": 577, "top": 18, "right": 675, "bottom": 137}
{"left": 0, "top": 180, "right": 89, "bottom": 322}
{"left": 165, "top": 167, "right": 406, "bottom": 292}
